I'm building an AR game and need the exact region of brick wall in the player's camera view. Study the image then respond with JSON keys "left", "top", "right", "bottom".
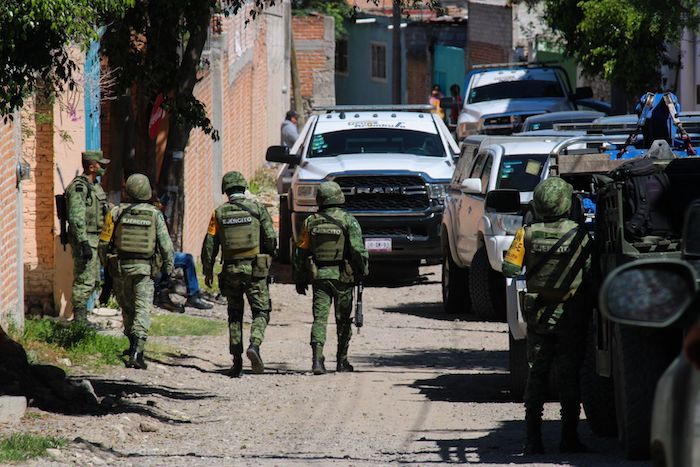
{"left": 407, "top": 54, "right": 429, "bottom": 104}
{"left": 0, "top": 116, "right": 21, "bottom": 327}
{"left": 292, "top": 14, "right": 336, "bottom": 111}
{"left": 467, "top": 1, "right": 512, "bottom": 67}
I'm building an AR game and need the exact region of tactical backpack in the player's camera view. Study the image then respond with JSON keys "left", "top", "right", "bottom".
{"left": 611, "top": 158, "right": 671, "bottom": 239}
{"left": 310, "top": 212, "right": 347, "bottom": 264}
{"left": 216, "top": 201, "right": 261, "bottom": 259}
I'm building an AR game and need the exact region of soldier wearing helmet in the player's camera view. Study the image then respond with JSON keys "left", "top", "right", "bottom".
{"left": 293, "top": 181, "right": 369, "bottom": 375}
{"left": 201, "top": 171, "right": 277, "bottom": 377}
{"left": 502, "top": 176, "right": 593, "bottom": 455}
{"left": 98, "top": 173, "right": 174, "bottom": 369}
{"left": 65, "top": 150, "right": 110, "bottom": 323}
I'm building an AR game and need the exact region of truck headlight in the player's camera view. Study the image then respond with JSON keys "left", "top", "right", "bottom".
{"left": 294, "top": 183, "right": 319, "bottom": 206}
{"left": 488, "top": 213, "right": 523, "bottom": 235}
{"left": 428, "top": 183, "right": 449, "bottom": 205}
{"left": 458, "top": 121, "right": 481, "bottom": 139}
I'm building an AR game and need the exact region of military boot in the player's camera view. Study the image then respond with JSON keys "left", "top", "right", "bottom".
{"left": 122, "top": 334, "right": 136, "bottom": 356}
{"left": 246, "top": 343, "right": 264, "bottom": 374}
{"left": 229, "top": 354, "right": 243, "bottom": 378}
{"left": 73, "top": 307, "right": 88, "bottom": 323}
{"left": 312, "top": 343, "right": 326, "bottom": 375}
{"left": 560, "top": 408, "right": 588, "bottom": 453}
{"left": 126, "top": 338, "right": 148, "bottom": 370}
{"left": 524, "top": 410, "right": 545, "bottom": 455}
{"left": 336, "top": 342, "right": 353, "bottom": 372}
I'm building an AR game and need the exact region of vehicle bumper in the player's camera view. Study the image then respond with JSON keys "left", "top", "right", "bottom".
{"left": 484, "top": 234, "right": 515, "bottom": 272}
{"left": 291, "top": 210, "right": 443, "bottom": 262}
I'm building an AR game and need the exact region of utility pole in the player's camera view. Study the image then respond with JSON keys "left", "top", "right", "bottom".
{"left": 392, "top": 0, "right": 401, "bottom": 104}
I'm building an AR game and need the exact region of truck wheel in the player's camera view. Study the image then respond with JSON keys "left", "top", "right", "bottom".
{"left": 442, "top": 248, "right": 470, "bottom": 314}
{"left": 469, "top": 246, "right": 506, "bottom": 321}
{"left": 277, "top": 195, "right": 292, "bottom": 264}
{"left": 612, "top": 324, "right": 679, "bottom": 460}
{"left": 581, "top": 319, "right": 617, "bottom": 437}
{"left": 508, "top": 333, "right": 528, "bottom": 401}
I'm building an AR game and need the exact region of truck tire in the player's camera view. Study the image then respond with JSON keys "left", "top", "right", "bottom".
{"left": 442, "top": 245, "right": 470, "bottom": 314}
{"left": 509, "top": 333, "right": 528, "bottom": 401}
{"left": 612, "top": 324, "right": 679, "bottom": 460}
{"left": 277, "top": 195, "right": 292, "bottom": 264}
{"left": 581, "top": 319, "right": 617, "bottom": 437}
{"left": 469, "top": 246, "right": 506, "bottom": 321}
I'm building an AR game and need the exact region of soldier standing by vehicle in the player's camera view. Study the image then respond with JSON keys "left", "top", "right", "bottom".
{"left": 293, "top": 181, "right": 369, "bottom": 375}
{"left": 98, "top": 174, "right": 174, "bottom": 369}
{"left": 502, "top": 177, "right": 593, "bottom": 455}
{"left": 66, "top": 151, "right": 110, "bottom": 323}
{"left": 201, "top": 171, "right": 277, "bottom": 377}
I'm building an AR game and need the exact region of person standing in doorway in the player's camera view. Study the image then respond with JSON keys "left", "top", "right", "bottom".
{"left": 281, "top": 110, "right": 300, "bottom": 148}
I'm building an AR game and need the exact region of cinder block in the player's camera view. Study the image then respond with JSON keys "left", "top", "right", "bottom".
{"left": 0, "top": 396, "right": 27, "bottom": 424}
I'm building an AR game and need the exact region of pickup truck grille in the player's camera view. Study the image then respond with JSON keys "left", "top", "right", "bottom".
{"left": 333, "top": 175, "right": 429, "bottom": 211}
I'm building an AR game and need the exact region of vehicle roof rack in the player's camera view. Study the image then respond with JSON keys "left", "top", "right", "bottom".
{"left": 313, "top": 105, "right": 435, "bottom": 113}
{"left": 471, "top": 61, "right": 561, "bottom": 70}
{"left": 549, "top": 135, "right": 630, "bottom": 176}
{"left": 554, "top": 122, "right": 639, "bottom": 134}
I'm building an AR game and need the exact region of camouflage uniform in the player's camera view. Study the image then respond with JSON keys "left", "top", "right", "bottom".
{"left": 66, "top": 151, "right": 110, "bottom": 322}
{"left": 503, "top": 177, "right": 592, "bottom": 454}
{"left": 201, "top": 171, "right": 277, "bottom": 377}
{"left": 293, "top": 182, "right": 369, "bottom": 374}
{"left": 98, "top": 174, "right": 174, "bottom": 369}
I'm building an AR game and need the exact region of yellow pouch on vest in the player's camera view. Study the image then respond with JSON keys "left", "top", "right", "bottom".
{"left": 504, "top": 227, "right": 526, "bottom": 268}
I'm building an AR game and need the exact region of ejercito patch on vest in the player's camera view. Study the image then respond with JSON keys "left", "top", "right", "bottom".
{"left": 313, "top": 227, "right": 342, "bottom": 236}
{"left": 122, "top": 218, "right": 153, "bottom": 226}
{"left": 222, "top": 216, "right": 253, "bottom": 225}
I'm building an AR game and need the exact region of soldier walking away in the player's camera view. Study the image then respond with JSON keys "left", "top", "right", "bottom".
{"left": 502, "top": 177, "right": 593, "bottom": 455}
{"left": 98, "top": 174, "right": 174, "bottom": 369}
{"left": 293, "top": 181, "right": 369, "bottom": 375}
{"left": 66, "top": 151, "right": 110, "bottom": 323}
{"left": 201, "top": 171, "right": 277, "bottom": 377}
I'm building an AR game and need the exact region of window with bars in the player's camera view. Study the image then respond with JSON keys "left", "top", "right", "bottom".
{"left": 336, "top": 39, "right": 348, "bottom": 74}
{"left": 370, "top": 42, "right": 387, "bottom": 80}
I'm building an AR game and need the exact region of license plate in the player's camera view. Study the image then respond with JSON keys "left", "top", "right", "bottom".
{"left": 365, "top": 238, "right": 392, "bottom": 252}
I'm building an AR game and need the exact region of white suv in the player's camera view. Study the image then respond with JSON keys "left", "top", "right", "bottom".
{"left": 266, "top": 105, "right": 459, "bottom": 267}
{"left": 441, "top": 136, "right": 572, "bottom": 318}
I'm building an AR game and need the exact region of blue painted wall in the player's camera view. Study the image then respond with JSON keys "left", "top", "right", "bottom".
{"left": 84, "top": 35, "right": 101, "bottom": 150}
{"left": 336, "top": 16, "right": 407, "bottom": 105}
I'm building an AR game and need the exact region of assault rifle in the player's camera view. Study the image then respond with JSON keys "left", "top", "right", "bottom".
{"left": 355, "top": 281, "right": 364, "bottom": 333}
{"left": 55, "top": 167, "right": 68, "bottom": 250}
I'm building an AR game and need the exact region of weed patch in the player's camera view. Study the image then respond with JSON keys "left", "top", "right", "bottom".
{"left": 150, "top": 314, "right": 225, "bottom": 337}
{"left": 248, "top": 167, "right": 277, "bottom": 195}
{"left": 0, "top": 433, "right": 66, "bottom": 463}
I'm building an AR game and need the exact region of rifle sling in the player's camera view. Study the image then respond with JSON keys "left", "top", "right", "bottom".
{"left": 318, "top": 211, "right": 351, "bottom": 263}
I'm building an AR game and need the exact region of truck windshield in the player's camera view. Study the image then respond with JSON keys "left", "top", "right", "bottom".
{"left": 496, "top": 155, "right": 548, "bottom": 191}
{"left": 468, "top": 80, "right": 565, "bottom": 104}
{"left": 307, "top": 128, "right": 446, "bottom": 158}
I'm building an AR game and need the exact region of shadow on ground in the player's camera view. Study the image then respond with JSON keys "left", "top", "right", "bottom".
{"left": 379, "top": 301, "right": 486, "bottom": 323}
{"left": 355, "top": 347, "right": 508, "bottom": 372}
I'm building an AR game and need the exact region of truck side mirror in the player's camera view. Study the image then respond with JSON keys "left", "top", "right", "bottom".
{"left": 485, "top": 189, "right": 520, "bottom": 213}
{"left": 573, "top": 87, "right": 593, "bottom": 100}
{"left": 460, "top": 178, "right": 482, "bottom": 194}
{"left": 266, "top": 145, "right": 301, "bottom": 165}
{"left": 599, "top": 259, "right": 698, "bottom": 327}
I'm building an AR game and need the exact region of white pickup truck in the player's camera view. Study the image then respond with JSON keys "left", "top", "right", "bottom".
{"left": 266, "top": 105, "right": 459, "bottom": 269}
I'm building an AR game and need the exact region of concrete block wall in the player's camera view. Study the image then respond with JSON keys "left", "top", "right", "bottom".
{"left": 292, "top": 14, "right": 336, "bottom": 110}
{"left": 0, "top": 116, "right": 21, "bottom": 327}
{"left": 467, "top": 1, "right": 512, "bottom": 67}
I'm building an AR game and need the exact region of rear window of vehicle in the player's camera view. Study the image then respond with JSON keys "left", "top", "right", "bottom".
{"left": 306, "top": 128, "right": 446, "bottom": 158}
{"left": 467, "top": 69, "right": 565, "bottom": 104}
{"left": 496, "top": 154, "right": 548, "bottom": 191}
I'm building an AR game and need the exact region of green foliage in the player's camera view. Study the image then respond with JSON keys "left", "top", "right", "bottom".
{"left": 0, "top": 0, "right": 133, "bottom": 119}
{"left": 20, "top": 318, "right": 128, "bottom": 368}
{"left": 520, "top": 0, "right": 700, "bottom": 96}
{"left": 0, "top": 433, "right": 66, "bottom": 463}
{"left": 248, "top": 168, "right": 277, "bottom": 194}
{"left": 150, "top": 314, "right": 225, "bottom": 337}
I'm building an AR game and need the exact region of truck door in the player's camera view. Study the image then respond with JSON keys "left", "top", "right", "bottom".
{"left": 457, "top": 151, "right": 494, "bottom": 261}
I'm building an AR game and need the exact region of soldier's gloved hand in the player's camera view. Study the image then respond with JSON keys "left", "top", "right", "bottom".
{"left": 80, "top": 241, "right": 93, "bottom": 261}
{"left": 205, "top": 274, "right": 213, "bottom": 288}
{"left": 295, "top": 283, "right": 307, "bottom": 295}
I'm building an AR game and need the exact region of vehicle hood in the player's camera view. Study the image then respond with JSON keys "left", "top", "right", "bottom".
{"left": 459, "top": 98, "right": 573, "bottom": 123}
{"left": 297, "top": 153, "right": 454, "bottom": 182}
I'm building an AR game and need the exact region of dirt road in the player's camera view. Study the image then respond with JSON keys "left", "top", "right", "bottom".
{"left": 12, "top": 265, "right": 643, "bottom": 466}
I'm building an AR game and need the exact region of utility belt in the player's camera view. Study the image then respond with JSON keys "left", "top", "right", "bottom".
{"left": 307, "top": 257, "right": 354, "bottom": 283}
{"left": 119, "top": 258, "right": 151, "bottom": 265}
{"left": 223, "top": 253, "right": 271, "bottom": 278}
{"left": 222, "top": 245, "right": 260, "bottom": 261}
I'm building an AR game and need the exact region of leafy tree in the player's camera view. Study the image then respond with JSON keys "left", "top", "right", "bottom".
{"left": 521, "top": 0, "right": 700, "bottom": 97}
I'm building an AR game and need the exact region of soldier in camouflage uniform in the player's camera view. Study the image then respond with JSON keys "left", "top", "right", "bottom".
{"left": 201, "top": 171, "right": 277, "bottom": 377}
{"left": 66, "top": 150, "right": 110, "bottom": 323}
{"left": 98, "top": 174, "right": 174, "bottom": 369}
{"left": 293, "top": 181, "right": 369, "bottom": 375}
{"left": 503, "top": 177, "right": 593, "bottom": 454}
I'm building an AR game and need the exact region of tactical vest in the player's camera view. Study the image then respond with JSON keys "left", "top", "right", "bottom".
{"left": 216, "top": 202, "right": 260, "bottom": 260}
{"left": 69, "top": 177, "right": 107, "bottom": 233}
{"left": 525, "top": 219, "right": 588, "bottom": 296}
{"left": 115, "top": 205, "right": 158, "bottom": 259}
{"left": 309, "top": 213, "right": 346, "bottom": 264}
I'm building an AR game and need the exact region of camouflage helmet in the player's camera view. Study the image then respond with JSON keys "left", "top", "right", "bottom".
{"left": 316, "top": 181, "right": 345, "bottom": 207}
{"left": 532, "top": 177, "right": 573, "bottom": 218}
{"left": 125, "top": 174, "right": 152, "bottom": 201}
{"left": 221, "top": 171, "right": 247, "bottom": 194}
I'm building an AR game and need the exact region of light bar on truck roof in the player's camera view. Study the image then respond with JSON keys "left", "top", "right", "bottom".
{"left": 313, "top": 105, "right": 435, "bottom": 113}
